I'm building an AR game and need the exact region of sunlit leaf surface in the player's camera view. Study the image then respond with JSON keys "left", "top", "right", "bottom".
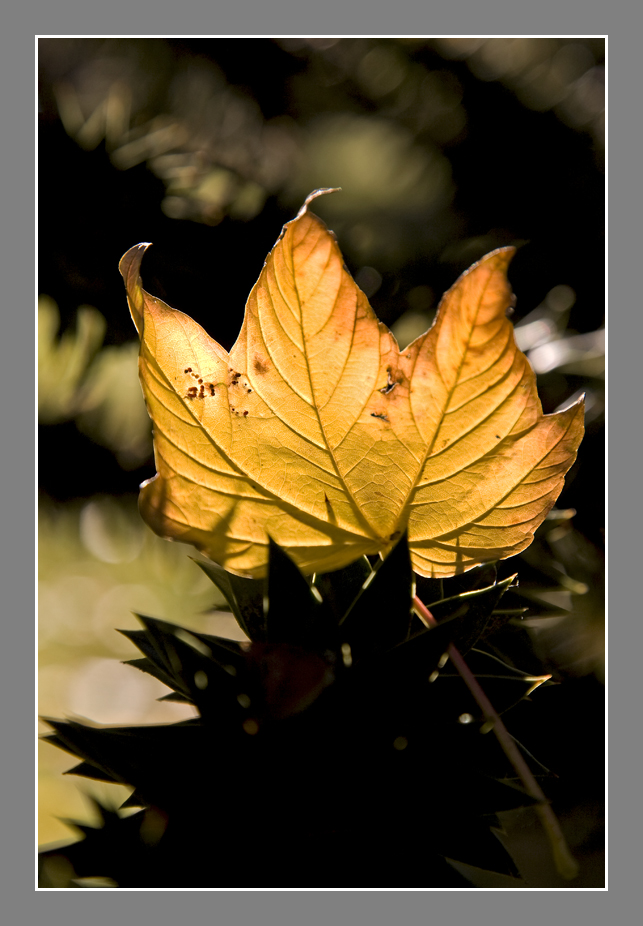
{"left": 121, "top": 191, "right": 583, "bottom": 578}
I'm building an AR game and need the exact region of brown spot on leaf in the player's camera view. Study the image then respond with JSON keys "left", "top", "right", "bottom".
{"left": 186, "top": 387, "right": 197, "bottom": 399}
{"left": 379, "top": 369, "right": 400, "bottom": 395}
{"left": 253, "top": 356, "right": 269, "bottom": 374}
{"left": 324, "top": 493, "right": 337, "bottom": 526}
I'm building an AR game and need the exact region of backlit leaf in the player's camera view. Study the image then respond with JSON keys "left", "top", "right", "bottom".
{"left": 120, "top": 190, "right": 584, "bottom": 578}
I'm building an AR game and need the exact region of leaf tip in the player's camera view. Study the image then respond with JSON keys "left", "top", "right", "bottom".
{"left": 556, "top": 391, "right": 586, "bottom": 425}
{"left": 120, "top": 242, "right": 153, "bottom": 338}
{"left": 119, "top": 242, "right": 152, "bottom": 281}
{"left": 296, "top": 188, "right": 342, "bottom": 218}
{"left": 483, "top": 245, "right": 516, "bottom": 271}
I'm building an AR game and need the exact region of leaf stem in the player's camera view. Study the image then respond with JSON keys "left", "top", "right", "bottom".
{"left": 413, "top": 594, "right": 579, "bottom": 881}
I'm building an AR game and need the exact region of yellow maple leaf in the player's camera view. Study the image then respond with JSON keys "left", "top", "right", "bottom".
{"left": 120, "top": 190, "right": 584, "bottom": 578}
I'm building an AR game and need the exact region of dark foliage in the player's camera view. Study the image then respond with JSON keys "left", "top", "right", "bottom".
{"left": 39, "top": 536, "right": 568, "bottom": 889}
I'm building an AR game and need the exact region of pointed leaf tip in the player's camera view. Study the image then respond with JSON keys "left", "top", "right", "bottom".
{"left": 296, "top": 187, "right": 342, "bottom": 217}
{"left": 119, "top": 242, "right": 153, "bottom": 337}
{"left": 118, "top": 242, "right": 152, "bottom": 278}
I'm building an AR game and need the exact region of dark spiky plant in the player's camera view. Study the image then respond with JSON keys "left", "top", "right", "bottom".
{"left": 39, "top": 531, "right": 579, "bottom": 889}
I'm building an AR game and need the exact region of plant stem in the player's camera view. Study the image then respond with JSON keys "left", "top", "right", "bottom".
{"left": 413, "top": 594, "right": 579, "bottom": 881}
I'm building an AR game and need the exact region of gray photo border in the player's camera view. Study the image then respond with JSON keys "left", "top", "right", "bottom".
{"left": 7, "top": 3, "right": 624, "bottom": 924}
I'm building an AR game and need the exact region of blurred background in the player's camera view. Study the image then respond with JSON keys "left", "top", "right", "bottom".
{"left": 38, "top": 37, "right": 605, "bottom": 886}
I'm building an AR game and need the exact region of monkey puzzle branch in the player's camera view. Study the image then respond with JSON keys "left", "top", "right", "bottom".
{"left": 413, "top": 594, "right": 579, "bottom": 881}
